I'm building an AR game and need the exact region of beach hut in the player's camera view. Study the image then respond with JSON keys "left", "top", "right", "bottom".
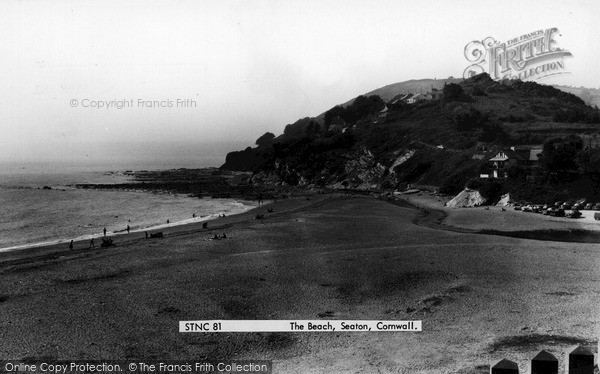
{"left": 490, "top": 358, "right": 519, "bottom": 374}
{"left": 530, "top": 350, "right": 558, "bottom": 374}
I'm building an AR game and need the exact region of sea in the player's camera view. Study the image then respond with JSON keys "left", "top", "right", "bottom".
{"left": 0, "top": 161, "right": 256, "bottom": 252}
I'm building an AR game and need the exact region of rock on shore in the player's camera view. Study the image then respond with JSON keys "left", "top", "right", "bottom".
{"left": 445, "top": 188, "right": 486, "bottom": 208}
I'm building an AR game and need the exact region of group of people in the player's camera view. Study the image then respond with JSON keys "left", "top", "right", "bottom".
{"left": 69, "top": 224, "right": 129, "bottom": 250}
{"left": 69, "top": 214, "right": 232, "bottom": 250}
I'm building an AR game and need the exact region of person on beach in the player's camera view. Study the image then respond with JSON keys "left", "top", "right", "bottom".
{"left": 103, "top": 227, "right": 107, "bottom": 236}
{"left": 213, "top": 234, "right": 219, "bottom": 240}
{"left": 69, "top": 240, "right": 73, "bottom": 250}
{"left": 126, "top": 225, "right": 130, "bottom": 234}
{"left": 167, "top": 219, "right": 170, "bottom": 224}
{"left": 221, "top": 233, "right": 227, "bottom": 239}
{"left": 89, "top": 238, "right": 95, "bottom": 249}
{"left": 145, "top": 231, "right": 148, "bottom": 239}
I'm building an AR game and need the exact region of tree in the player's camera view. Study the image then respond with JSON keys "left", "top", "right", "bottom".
{"left": 255, "top": 132, "right": 275, "bottom": 147}
{"left": 540, "top": 135, "right": 583, "bottom": 172}
{"left": 304, "top": 121, "right": 321, "bottom": 138}
{"left": 324, "top": 106, "right": 346, "bottom": 128}
{"left": 443, "top": 83, "right": 468, "bottom": 102}
{"left": 350, "top": 95, "right": 385, "bottom": 120}
{"left": 452, "top": 106, "right": 483, "bottom": 131}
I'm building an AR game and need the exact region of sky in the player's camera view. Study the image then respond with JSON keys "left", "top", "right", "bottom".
{"left": 1, "top": 0, "right": 599, "bottom": 168}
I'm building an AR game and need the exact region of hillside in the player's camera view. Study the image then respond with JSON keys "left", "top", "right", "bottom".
{"left": 222, "top": 73, "right": 600, "bottom": 203}
{"left": 553, "top": 85, "right": 600, "bottom": 108}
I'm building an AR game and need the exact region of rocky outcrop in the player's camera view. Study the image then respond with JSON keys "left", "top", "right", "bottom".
{"left": 496, "top": 193, "right": 511, "bottom": 207}
{"left": 445, "top": 188, "right": 486, "bottom": 208}
{"left": 389, "top": 149, "right": 415, "bottom": 173}
{"left": 343, "top": 149, "right": 388, "bottom": 190}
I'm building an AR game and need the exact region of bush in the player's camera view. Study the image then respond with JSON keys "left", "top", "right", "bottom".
{"left": 444, "top": 83, "right": 470, "bottom": 102}
{"left": 466, "top": 178, "right": 506, "bottom": 202}
{"left": 256, "top": 132, "right": 275, "bottom": 147}
{"left": 452, "top": 106, "right": 483, "bottom": 131}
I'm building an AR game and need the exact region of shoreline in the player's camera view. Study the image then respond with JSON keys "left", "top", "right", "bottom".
{"left": 0, "top": 196, "right": 259, "bottom": 254}
{"left": 0, "top": 202, "right": 255, "bottom": 254}
{"left": 0, "top": 192, "right": 329, "bottom": 266}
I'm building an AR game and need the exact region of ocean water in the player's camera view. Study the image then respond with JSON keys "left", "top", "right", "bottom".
{"left": 0, "top": 168, "right": 256, "bottom": 252}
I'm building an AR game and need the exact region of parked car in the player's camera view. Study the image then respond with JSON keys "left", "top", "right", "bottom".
{"left": 548, "top": 208, "right": 565, "bottom": 217}
{"left": 594, "top": 203, "right": 600, "bottom": 210}
{"left": 595, "top": 212, "right": 600, "bottom": 220}
{"left": 585, "top": 203, "right": 593, "bottom": 210}
{"left": 522, "top": 205, "right": 533, "bottom": 212}
{"left": 567, "top": 210, "right": 582, "bottom": 218}
{"left": 513, "top": 204, "right": 522, "bottom": 211}
{"left": 572, "top": 203, "right": 583, "bottom": 210}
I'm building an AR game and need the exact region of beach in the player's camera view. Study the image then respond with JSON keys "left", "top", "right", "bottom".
{"left": 1, "top": 192, "right": 599, "bottom": 373}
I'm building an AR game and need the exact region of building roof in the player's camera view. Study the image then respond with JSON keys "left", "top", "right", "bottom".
{"left": 529, "top": 147, "right": 543, "bottom": 161}
{"left": 567, "top": 345, "right": 593, "bottom": 356}
{"left": 489, "top": 149, "right": 525, "bottom": 162}
{"left": 388, "top": 93, "right": 412, "bottom": 105}
{"left": 491, "top": 358, "right": 518, "bottom": 370}
{"left": 532, "top": 350, "right": 558, "bottom": 362}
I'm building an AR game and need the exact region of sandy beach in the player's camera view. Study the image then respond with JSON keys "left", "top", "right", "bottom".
{"left": 1, "top": 192, "right": 599, "bottom": 373}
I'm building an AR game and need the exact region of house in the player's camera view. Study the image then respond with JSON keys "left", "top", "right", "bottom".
{"left": 580, "top": 133, "right": 600, "bottom": 149}
{"left": 478, "top": 165, "right": 492, "bottom": 178}
{"left": 528, "top": 146, "right": 543, "bottom": 163}
{"left": 378, "top": 105, "right": 389, "bottom": 118}
{"left": 478, "top": 145, "right": 543, "bottom": 179}
{"left": 510, "top": 145, "right": 543, "bottom": 165}
{"left": 425, "top": 88, "right": 443, "bottom": 101}
{"left": 407, "top": 93, "right": 425, "bottom": 104}
{"left": 485, "top": 148, "right": 526, "bottom": 178}
{"left": 328, "top": 116, "right": 346, "bottom": 132}
{"left": 388, "top": 93, "right": 412, "bottom": 105}
{"left": 388, "top": 93, "right": 416, "bottom": 105}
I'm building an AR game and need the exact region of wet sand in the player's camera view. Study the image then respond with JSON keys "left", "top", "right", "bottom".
{"left": 1, "top": 193, "right": 599, "bottom": 373}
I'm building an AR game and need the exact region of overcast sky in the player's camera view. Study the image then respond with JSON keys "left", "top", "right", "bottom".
{"left": 1, "top": 0, "right": 599, "bottom": 167}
